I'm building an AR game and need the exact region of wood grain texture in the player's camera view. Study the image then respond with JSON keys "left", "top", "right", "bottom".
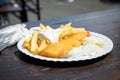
{"left": 0, "top": 8, "right": 120, "bottom": 80}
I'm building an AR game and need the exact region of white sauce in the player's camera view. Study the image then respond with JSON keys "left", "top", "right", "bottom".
{"left": 39, "top": 26, "right": 62, "bottom": 43}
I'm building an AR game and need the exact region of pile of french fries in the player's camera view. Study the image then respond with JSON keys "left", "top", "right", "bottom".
{"left": 23, "top": 23, "right": 49, "bottom": 54}
{"left": 59, "top": 23, "right": 85, "bottom": 40}
{"left": 23, "top": 22, "right": 86, "bottom": 56}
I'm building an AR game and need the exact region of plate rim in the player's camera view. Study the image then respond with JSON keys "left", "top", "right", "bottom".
{"left": 17, "top": 32, "right": 113, "bottom": 62}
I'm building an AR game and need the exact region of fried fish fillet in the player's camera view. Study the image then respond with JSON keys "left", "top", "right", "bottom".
{"left": 40, "top": 31, "right": 90, "bottom": 58}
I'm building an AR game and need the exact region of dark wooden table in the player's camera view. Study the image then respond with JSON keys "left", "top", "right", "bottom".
{"left": 0, "top": 8, "right": 120, "bottom": 80}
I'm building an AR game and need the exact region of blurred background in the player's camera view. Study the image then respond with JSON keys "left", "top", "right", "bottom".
{"left": 0, "top": 0, "right": 120, "bottom": 26}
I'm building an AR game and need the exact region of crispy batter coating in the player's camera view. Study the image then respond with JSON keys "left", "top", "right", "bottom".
{"left": 40, "top": 31, "right": 90, "bottom": 58}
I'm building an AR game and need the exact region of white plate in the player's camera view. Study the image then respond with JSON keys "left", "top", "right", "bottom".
{"left": 17, "top": 32, "right": 113, "bottom": 62}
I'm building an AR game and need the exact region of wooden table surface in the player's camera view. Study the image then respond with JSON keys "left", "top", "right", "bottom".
{"left": 0, "top": 8, "right": 120, "bottom": 80}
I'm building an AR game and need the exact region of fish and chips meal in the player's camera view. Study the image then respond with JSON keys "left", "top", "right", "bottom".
{"left": 22, "top": 23, "right": 109, "bottom": 59}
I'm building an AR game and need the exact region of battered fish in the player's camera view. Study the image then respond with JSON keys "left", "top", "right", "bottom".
{"left": 40, "top": 31, "right": 90, "bottom": 58}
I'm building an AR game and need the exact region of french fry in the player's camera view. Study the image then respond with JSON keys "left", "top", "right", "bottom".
{"left": 59, "top": 28, "right": 73, "bottom": 40}
{"left": 37, "top": 37, "right": 41, "bottom": 47}
{"left": 39, "top": 23, "right": 46, "bottom": 30}
{"left": 72, "top": 28, "right": 85, "bottom": 33}
{"left": 23, "top": 36, "right": 32, "bottom": 50}
{"left": 23, "top": 42, "right": 30, "bottom": 50}
{"left": 37, "top": 40, "right": 47, "bottom": 53}
{"left": 24, "top": 36, "right": 32, "bottom": 43}
{"left": 59, "top": 22, "right": 86, "bottom": 40}
{"left": 46, "top": 39, "right": 50, "bottom": 44}
{"left": 60, "top": 24, "right": 65, "bottom": 28}
{"left": 30, "top": 31, "right": 39, "bottom": 54}
{"left": 59, "top": 23, "right": 73, "bottom": 40}
{"left": 64, "top": 22, "right": 72, "bottom": 28}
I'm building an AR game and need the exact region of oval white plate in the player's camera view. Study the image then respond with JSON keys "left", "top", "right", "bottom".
{"left": 17, "top": 32, "right": 113, "bottom": 62}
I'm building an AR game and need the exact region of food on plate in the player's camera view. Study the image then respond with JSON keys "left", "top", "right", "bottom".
{"left": 18, "top": 22, "right": 113, "bottom": 61}
{"left": 40, "top": 30, "right": 90, "bottom": 58}
{"left": 23, "top": 31, "right": 49, "bottom": 54}
{"left": 23, "top": 22, "right": 108, "bottom": 58}
{"left": 59, "top": 23, "right": 86, "bottom": 41}
{"left": 39, "top": 23, "right": 46, "bottom": 30}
